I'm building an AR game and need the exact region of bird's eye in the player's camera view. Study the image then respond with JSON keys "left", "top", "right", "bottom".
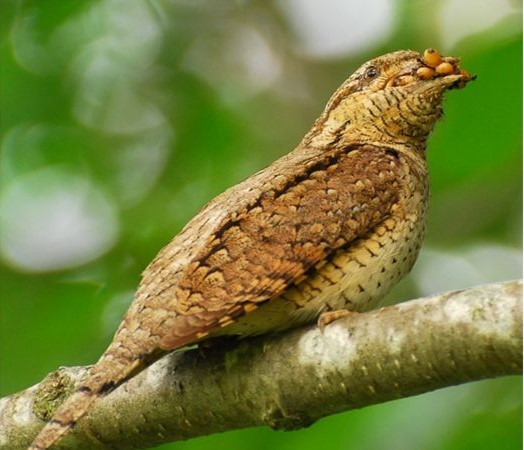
{"left": 365, "top": 66, "right": 378, "bottom": 79}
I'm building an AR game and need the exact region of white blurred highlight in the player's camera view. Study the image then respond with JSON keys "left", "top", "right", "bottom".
{"left": 277, "top": 0, "right": 394, "bottom": 58}
{"left": 0, "top": 168, "right": 119, "bottom": 272}
{"left": 71, "top": 0, "right": 166, "bottom": 134}
{"left": 439, "top": 0, "right": 518, "bottom": 49}
{"left": 413, "top": 244, "right": 522, "bottom": 296}
{"left": 183, "top": 24, "right": 282, "bottom": 101}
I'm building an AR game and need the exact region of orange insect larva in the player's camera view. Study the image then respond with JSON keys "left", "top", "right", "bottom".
{"left": 423, "top": 48, "right": 442, "bottom": 68}
{"left": 435, "top": 61, "right": 455, "bottom": 75}
{"left": 416, "top": 67, "right": 434, "bottom": 80}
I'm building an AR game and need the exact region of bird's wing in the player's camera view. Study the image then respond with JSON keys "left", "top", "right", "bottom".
{"left": 138, "top": 144, "right": 404, "bottom": 349}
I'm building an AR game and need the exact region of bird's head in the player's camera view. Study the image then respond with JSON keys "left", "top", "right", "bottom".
{"left": 308, "top": 49, "right": 475, "bottom": 150}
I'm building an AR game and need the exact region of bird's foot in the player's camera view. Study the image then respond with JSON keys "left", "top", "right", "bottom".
{"left": 317, "top": 310, "right": 357, "bottom": 332}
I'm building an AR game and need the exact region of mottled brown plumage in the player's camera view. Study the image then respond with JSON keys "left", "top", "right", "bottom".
{"left": 29, "top": 49, "right": 474, "bottom": 449}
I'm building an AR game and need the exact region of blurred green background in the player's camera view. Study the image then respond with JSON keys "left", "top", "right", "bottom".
{"left": 1, "top": 1, "right": 522, "bottom": 449}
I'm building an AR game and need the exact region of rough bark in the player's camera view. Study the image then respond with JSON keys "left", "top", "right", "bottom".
{"left": 1, "top": 280, "right": 521, "bottom": 450}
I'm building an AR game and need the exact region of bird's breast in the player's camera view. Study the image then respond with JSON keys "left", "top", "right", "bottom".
{"left": 218, "top": 173, "right": 428, "bottom": 337}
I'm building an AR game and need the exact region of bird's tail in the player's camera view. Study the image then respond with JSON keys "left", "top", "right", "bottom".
{"left": 28, "top": 340, "right": 163, "bottom": 450}
{"left": 28, "top": 384, "right": 104, "bottom": 450}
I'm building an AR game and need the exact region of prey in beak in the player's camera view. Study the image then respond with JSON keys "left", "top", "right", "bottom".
{"left": 386, "top": 48, "right": 477, "bottom": 90}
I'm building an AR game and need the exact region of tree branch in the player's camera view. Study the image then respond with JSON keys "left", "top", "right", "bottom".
{"left": 1, "top": 281, "right": 522, "bottom": 450}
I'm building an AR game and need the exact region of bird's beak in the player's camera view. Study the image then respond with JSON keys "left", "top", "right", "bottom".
{"left": 386, "top": 48, "right": 476, "bottom": 90}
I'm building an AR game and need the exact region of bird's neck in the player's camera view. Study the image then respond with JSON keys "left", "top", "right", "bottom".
{"left": 303, "top": 89, "right": 442, "bottom": 157}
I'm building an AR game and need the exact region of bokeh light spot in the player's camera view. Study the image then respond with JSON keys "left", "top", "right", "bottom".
{"left": 0, "top": 168, "right": 119, "bottom": 272}
{"left": 277, "top": 0, "right": 394, "bottom": 58}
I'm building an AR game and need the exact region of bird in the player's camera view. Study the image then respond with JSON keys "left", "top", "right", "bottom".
{"left": 28, "top": 48, "right": 474, "bottom": 449}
